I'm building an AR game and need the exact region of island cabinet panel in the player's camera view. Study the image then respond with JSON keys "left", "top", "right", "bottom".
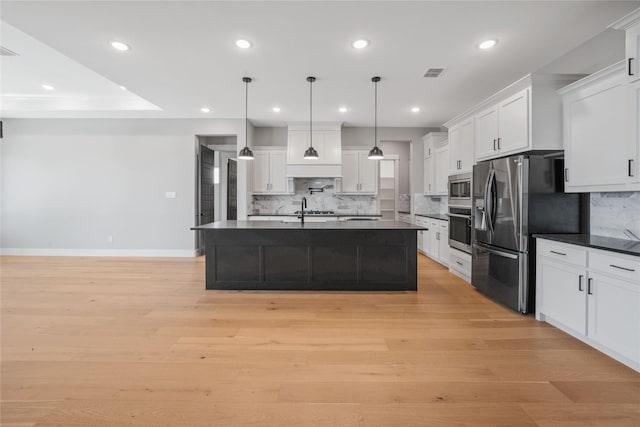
{"left": 201, "top": 227, "right": 418, "bottom": 291}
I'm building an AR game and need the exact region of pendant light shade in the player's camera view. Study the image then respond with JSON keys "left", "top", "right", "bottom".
{"left": 238, "top": 77, "right": 254, "bottom": 160}
{"left": 304, "top": 76, "right": 319, "bottom": 160}
{"left": 368, "top": 76, "right": 384, "bottom": 160}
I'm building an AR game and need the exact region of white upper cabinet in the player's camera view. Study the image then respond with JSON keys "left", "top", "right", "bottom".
{"left": 251, "top": 148, "right": 292, "bottom": 194}
{"left": 447, "top": 118, "right": 474, "bottom": 174}
{"left": 560, "top": 63, "right": 633, "bottom": 191}
{"left": 336, "top": 150, "right": 378, "bottom": 194}
{"left": 474, "top": 106, "right": 499, "bottom": 161}
{"left": 422, "top": 132, "right": 447, "bottom": 195}
{"left": 341, "top": 151, "right": 359, "bottom": 193}
{"left": 497, "top": 88, "right": 530, "bottom": 154}
{"left": 435, "top": 145, "right": 449, "bottom": 195}
{"left": 445, "top": 74, "right": 581, "bottom": 166}
{"left": 611, "top": 8, "right": 640, "bottom": 84}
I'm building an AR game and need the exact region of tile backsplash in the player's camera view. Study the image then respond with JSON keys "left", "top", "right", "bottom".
{"left": 590, "top": 192, "right": 640, "bottom": 241}
{"left": 413, "top": 193, "right": 448, "bottom": 215}
{"left": 251, "top": 178, "right": 378, "bottom": 215}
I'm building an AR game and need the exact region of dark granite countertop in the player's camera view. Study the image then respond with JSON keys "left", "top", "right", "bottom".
{"left": 248, "top": 213, "right": 383, "bottom": 217}
{"left": 415, "top": 213, "right": 449, "bottom": 221}
{"left": 534, "top": 234, "right": 640, "bottom": 257}
{"left": 193, "top": 220, "right": 427, "bottom": 230}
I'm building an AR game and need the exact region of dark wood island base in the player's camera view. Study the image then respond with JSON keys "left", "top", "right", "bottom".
{"left": 192, "top": 221, "right": 427, "bottom": 291}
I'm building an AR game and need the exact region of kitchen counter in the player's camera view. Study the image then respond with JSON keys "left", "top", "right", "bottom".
{"left": 534, "top": 234, "right": 640, "bottom": 257}
{"left": 194, "top": 220, "right": 425, "bottom": 230}
{"left": 192, "top": 221, "right": 426, "bottom": 291}
{"left": 248, "top": 213, "right": 382, "bottom": 217}
{"left": 415, "top": 213, "right": 448, "bottom": 221}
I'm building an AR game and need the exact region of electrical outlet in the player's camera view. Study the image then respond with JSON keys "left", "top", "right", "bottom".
{"left": 107, "top": 235, "right": 113, "bottom": 243}
{"left": 165, "top": 191, "right": 177, "bottom": 199}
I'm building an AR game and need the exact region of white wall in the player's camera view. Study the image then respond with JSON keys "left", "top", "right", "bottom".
{"left": 0, "top": 118, "right": 251, "bottom": 256}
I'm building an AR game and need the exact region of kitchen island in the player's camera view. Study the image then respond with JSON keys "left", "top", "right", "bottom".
{"left": 192, "top": 220, "right": 427, "bottom": 291}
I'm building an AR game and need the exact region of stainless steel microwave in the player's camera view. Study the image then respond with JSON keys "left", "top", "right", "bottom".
{"left": 448, "top": 172, "right": 471, "bottom": 203}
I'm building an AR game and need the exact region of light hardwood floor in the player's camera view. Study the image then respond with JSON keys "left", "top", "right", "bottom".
{"left": 1, "top": 254, "right": 639, "bottom": 426}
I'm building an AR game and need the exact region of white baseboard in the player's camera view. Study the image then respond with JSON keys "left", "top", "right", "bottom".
{"left": 0, "top": 248, "right": 198, "bottom": 257}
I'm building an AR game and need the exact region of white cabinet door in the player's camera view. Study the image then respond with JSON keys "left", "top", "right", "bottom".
{"left": 497, "top": 88, "right": 530, "bottom": 155}
{"left": 449, "top": 119, "right": 473, "bottom": 174}
{"left": 587, "top": 272, "right": 640, "bottom": 364}
{"left": 269, "top": 151, "right": 288, "bottom": 193}
{"left": 428, "top": 220, "right": 439, "bottom": 259}
{"left": 424, "top": 141, "right": 433, "bottom": 159}
{"left": 358, "top": 152, "right": 378, "bottom": 193}
{"left": 287, "top": 131, "right": 309, "bottom": 164}
{"left": 537, "top": 259, "right": 587, "bottom": 335}
{"left": 424, "top": 155, "right": 435, "bottom": 195}
{"left": 438, "top": 221, "right": 449, "bottom": 266}
{"left": 475, "top": 106, "right": 499, "bottom": 161}
{"left": 564, "top": 72, "right": 629, "bottom": 190}
{"left": 435, "top": 145, "right": 449, "bottom": 195}
{"left": 627, "top": 22, "right": 640, "bottom": 84}
{"left": 251, "top": 151, "right": 270, "bottom": 193}
{"left": 629, "top": 79, "right": 640, "bottom": 183}
{"left": 341, "top": 151, "right": 359, "bottom": 193}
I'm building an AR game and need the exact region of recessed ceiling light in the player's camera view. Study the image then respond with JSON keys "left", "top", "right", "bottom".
{"left": 411, "top": 107, "right": 421, "bottom": 113}
{"left": 41, "top": 84, "right": 54, "bottom": 91}
{"left": 235, "top": 39, "right": 252, "bottom": 49}
{"left": 478, "top": 39, "right": 497, "bottom": 50}
{"left": 338, "top": 106, "right": 349, "bottom": 113}
{"left": 352, "top": 39, "right": 369, "bottom": 49}
{"left": 119, "top": 85, "right": 127, "bottom": 91}
{"left": 272, "top": 106, "right": 281, "bottom": 113}
{"left": 200, "top": 107, "right": 211, "bottom": 113}
{"left": 110, "top": 40, "right": 130, "bottom": 51}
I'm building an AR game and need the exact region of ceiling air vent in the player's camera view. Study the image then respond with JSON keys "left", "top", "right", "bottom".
{"left": 423, "top": 68, "right": 445, "bottom": 78}
{"left": 0, "top": 46, "right": 18, "bottom": 56}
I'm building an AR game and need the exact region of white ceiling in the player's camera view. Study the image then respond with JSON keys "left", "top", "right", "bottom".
{"left": 0, "top": 1, "right": 638, "bottom": 127}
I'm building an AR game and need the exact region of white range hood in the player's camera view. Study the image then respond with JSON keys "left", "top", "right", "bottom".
{"left": 286, "top": 122, "right": 342, "bottom": 178}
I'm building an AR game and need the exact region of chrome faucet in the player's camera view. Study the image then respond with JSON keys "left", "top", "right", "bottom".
{"left": 299, "top": 197, "right": 307, "bottom": 223}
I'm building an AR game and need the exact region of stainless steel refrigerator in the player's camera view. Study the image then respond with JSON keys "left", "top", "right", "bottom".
{"left": 472, "top": 154, "right": 584, "bottom": 313}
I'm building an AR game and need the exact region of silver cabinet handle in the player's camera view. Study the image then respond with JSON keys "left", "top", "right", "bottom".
{"left": 629, "top": 159, "right": 635, "bottom": 178}
{"left": 610, "top": 264, "right": 635, "bottom": 272}
{"left": 493, "top": 139, "right": 497, "bottom": 151}
{"left": 629, "top": 57, "right": 635, "bottom": 76}
{"left": 564, "top": 168, "right": 569, "bottom": 182}
{"left": 456, "top": 261, "right": 463, "bottom": 266}
{"left": 497, "top": 137, "right": 501, "bottom": 150}
{"left": 550, "top": 250, "right": 566, "bottom": 256}
{"left": 587, "top": 278, "right": 594, "bottom": 295}
{"left": 578, "top": 275, "right": 584, "bottom": 292}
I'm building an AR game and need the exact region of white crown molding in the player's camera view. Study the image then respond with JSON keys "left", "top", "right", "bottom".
{"left": 557, "top": 60, "right": 626, "bottom": 95}
{"left": 0, "top": 248, "right": 198, "bottom": 257}
{"left": 608, "top": 8, "right": 640, "bottom": 31}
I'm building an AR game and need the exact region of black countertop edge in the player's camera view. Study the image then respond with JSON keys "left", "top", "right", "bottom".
{"left": 193, "top": 220, "right": 427, "bottom": 230}
{"left": 248, "top": 213, "right": 383, "bottom": 217}
{"left": 534, "top": 234, "right": 640, "bottom": 257}
{"left": 398, "top": 211, "right": 411, "bottom": 214}
{"left": 414, "top": 213, "right": 449, "bottom": 221}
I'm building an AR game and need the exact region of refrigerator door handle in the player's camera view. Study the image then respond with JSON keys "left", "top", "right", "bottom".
{"left": 486, "top": 168, "right": 496, "bottom": 232}
{"left": 473, "top": 242, "right": 518, "bottom": 260}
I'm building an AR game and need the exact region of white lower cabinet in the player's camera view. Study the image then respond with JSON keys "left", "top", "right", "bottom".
{"left": 536, "top": 239, "right": 640, "bottom": 371}
{"left": 449, "top": 247, "right": 472, "bottom": 283}
{"left": 414, "top": 216, "right": 449, "bottom": 267}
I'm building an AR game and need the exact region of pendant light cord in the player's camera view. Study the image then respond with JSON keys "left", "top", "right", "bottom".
{"left": 309, "top": 78, "right": 313, "bottom": 148}
{"left": 374, "top": 79, "right": 378, "bottom": 148}
{"left": 245, "top": 79, "right": 248, "bottom": 147}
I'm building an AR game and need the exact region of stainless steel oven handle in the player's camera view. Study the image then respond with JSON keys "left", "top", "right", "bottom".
{"left": 473, "top": 242, "right": 518, "bottom": 260}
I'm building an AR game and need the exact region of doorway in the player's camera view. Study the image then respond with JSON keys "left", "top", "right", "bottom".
{"left": 196, "top": 135, "right": 237, "bottom": 254}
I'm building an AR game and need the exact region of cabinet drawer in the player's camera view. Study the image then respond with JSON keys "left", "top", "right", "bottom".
{"left": 449, "top": 248, "right": 471, "bottom": 275}
{"left": 538, "top": 240, "right": 587, "bottom": 267}
{"left": 589, "top": 250, "right": 640, "bottom": 283}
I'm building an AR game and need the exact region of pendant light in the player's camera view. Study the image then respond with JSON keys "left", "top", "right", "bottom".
{"left": 368, "top": 76, "right": 384, "bottom": 160}
{"left": 238, "top": 77, "right": 254, "bottom": 160}
{"left": 304, "top": 76, "right": 319, "bottom": 160}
